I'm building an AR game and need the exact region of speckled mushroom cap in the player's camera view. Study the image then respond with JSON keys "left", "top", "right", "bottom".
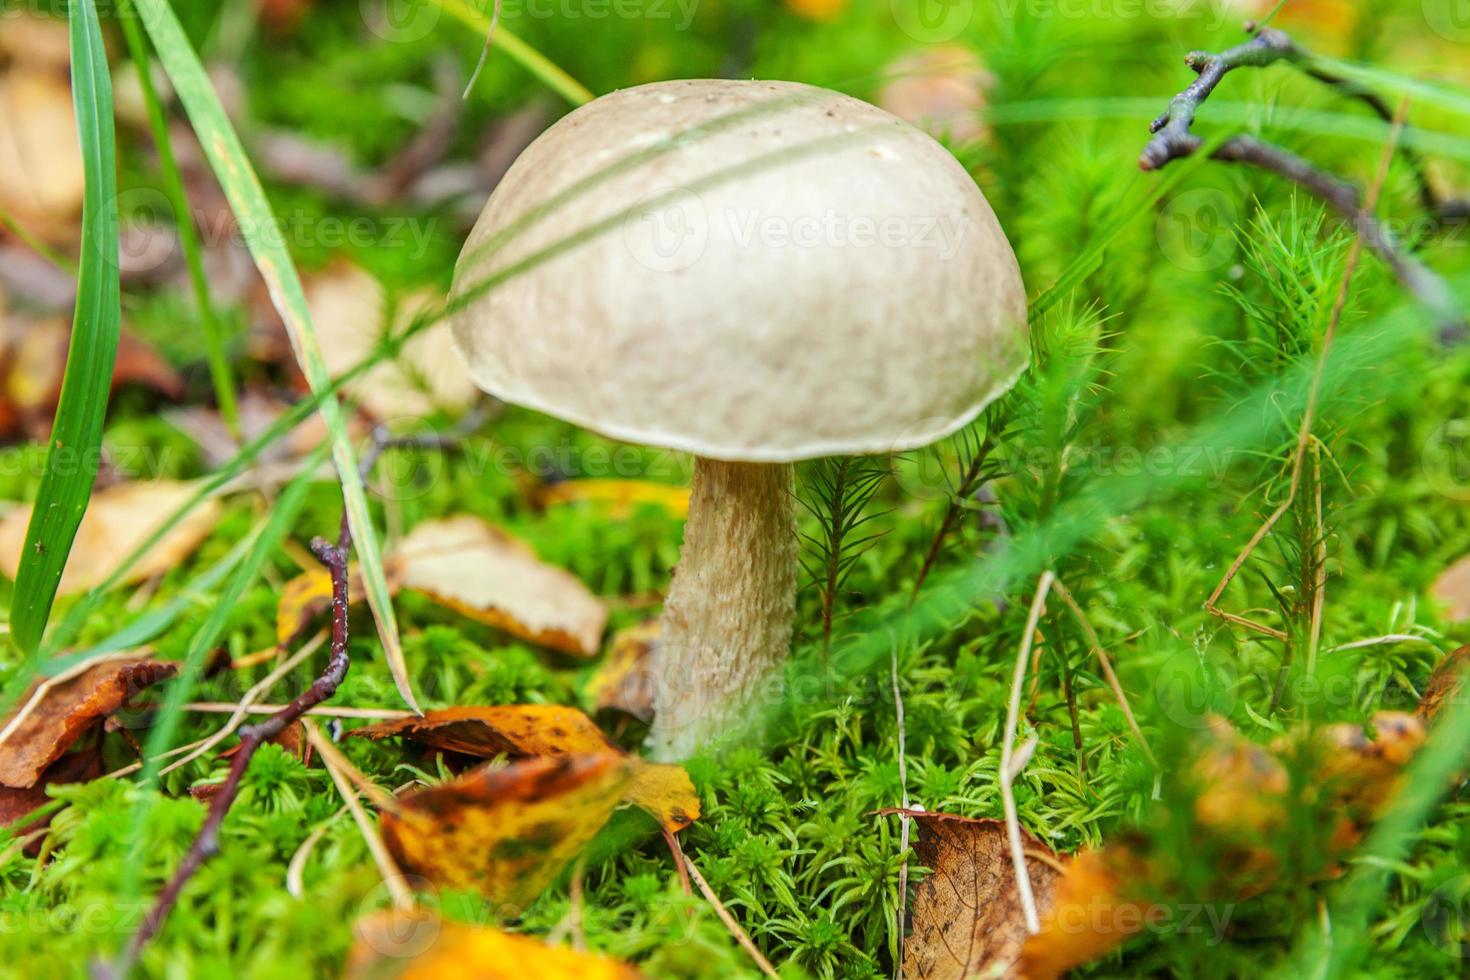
{"left": 451, "top": 79, "right": 1027, "bottom": 463}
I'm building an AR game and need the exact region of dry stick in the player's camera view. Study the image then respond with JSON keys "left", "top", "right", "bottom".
{"left": 1200, "top": 100, "right": 1411, "bottom": 680}
{"left": 1002, "top": 572, "right": 1055, "bottom": 935}
{"left": 890, "top": 634, "right": 911, "bottom": 979}
{"left": 681, "top": 850, "right": 781, "bottom": 979}
{"left": 157, "top": 631, "right": 328, "bottom": 777}
{"left": 1141, "top": 25, "right": 1465, "bottom": 343}
{"left": 303, "top": 720, "right": 415, "bottom": 911}
{"left": 286, "top": 802, "right": 350, "bottom": 899}
{"left": 182, "top": 702, "right": 415, "bottom": 721}
{"left": 108, "top": 518, "right": 355, "bottom": 978}
{"left": 1048, "top": 577, "right": 1157, "bottom": 769}
{"left": 659, "top": 825, "right": 693, "bottom": 898}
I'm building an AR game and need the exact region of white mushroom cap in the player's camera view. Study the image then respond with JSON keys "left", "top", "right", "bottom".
{"left": 451, "top": 79, "right": 1027, "bottom": 463}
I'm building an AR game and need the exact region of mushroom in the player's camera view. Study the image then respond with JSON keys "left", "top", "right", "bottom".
{"left": 450, "top": 79, "right": 1027, "bottom": 760}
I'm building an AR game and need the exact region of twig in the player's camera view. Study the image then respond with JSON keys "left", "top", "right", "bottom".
{"left": 659, "top": 825, "right": 693, "bottom": 898}
{"left": 890, "top": 635, "right": 911, "bottom": 979}
{"left": 286, "top": 803, "right": 349, "bottom": 899}
{"left": 681, "top": 848, "right": 780, "bottom": 979}
{"left": 461, "top": 0, "right": 503, "bottom": 99}
{"left": 180, "top": 702, "right": 415, "bottom": 721}
{"left": 107, "top": 519, "right": 355, "bottom": 978}
{"left": 910, "top": 432, "right": 998, "bottom": 603}
{"left": 1002, "top": 572, "right": 1055, "bottom": 935}
{"left": 1049, "top": 578, "right": 1157, "bottom": 768}
{"left": 1141, "top": 25, "right": 1466, "bottom": 342}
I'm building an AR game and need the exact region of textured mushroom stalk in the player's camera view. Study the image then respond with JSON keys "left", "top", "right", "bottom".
{"left": 648, "top": 458, "right": 796, "bottom": 761}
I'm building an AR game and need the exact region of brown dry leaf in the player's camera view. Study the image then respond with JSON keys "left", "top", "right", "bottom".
{"left": 588, "top": 619, "right": 660, "bottom": 721}
{"left": 0, "top": 68, "right": 84, "bottom": 243}
{"left": 0, "top": 656, "right": 177, "bottom": 789}
{"left": 0, "top": 748, "right": 103, "bottom": 844}
{"left": 0, "top": 13, "right": 73, "bottom": 74}
{"left": 347, "top": 909, "right": 643, "bottom": 980}
{"left": 351, "top": 705, "right": 700, "bottom": 834}
{"left": 381, "top": 753, "right": 631, "bottom": 910}
{"left": 888, "top": 811, "right": 1064, "bottom": 980}
{"left": 1419, "top": 646, "right": 1470, "bottom": 724}
{"left": 306, "top": 262, "right": 477, "bottom": 421}
{"left": 2, "top": 317, "right": 184, "bottom": 437}
{"left": 531, "top": 480, "right": 691, "bottom": 519}
{"left": 879, "top": 45, "right": 992, "bottom": 144}
{"left": 395, "top": 516, "right": 607, "bottom": 656}
{"left": 1432, "top": 555, "right": 1470, "bottom": 623}
{"left": 0, "top": 481, "right": 222, "bottom": 595}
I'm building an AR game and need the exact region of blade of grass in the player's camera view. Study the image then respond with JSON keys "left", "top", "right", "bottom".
{"left": 431, "top": 0, "right": 593, "bottom": 106}
{"left": 135, "top": 0, "right": 416, "bottom": 712}
{"left": 116, "top": 0, "right": 240, "bottom": 436}
{"left": 9, "top": 0, "right": 120, "bottom": 655}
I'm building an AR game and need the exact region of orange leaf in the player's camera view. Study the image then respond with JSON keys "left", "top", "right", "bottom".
{"left": 0, "top": 656, "right": 177, "bottom": 789}
{"left": 381, "top": 753, "right": 631, "bottom": 911}
{"left": 348, "top": 910, "right": 643, "bottom": 979}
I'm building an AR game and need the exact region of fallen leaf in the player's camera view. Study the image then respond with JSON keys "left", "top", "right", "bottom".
{"left": 0, "top": 68, "right": 84, "bottom": 243}
{"left": 1432, "top": 555, "right": 1470, "bottom": 622}
{"left": 531, "top": 479, "right": 691, "bottom": 519}
{"left": 0, "top": 14, "right": 72, "bottom": 74}
{"left": 305, "top": 262, "right": 478, "bottom": 421}
{"left": 588, "top": 619, "right": 660, "bottom": 721}
{"left": 347, "top": 909, "right": 643, "bottom": 979}
{"left": 0, "top": 748, "right": 103, "bottom": 843}
{"left": 623, "top": 759, "right": 699, "bottom": 834}
{"left": 2, "top": 317, "right": 184, "bottom": 437}
{"left": 0, "top": 481, "right": 222, "bottom": 595}
{"left": 1419, "top": 645, "right": 1470, "bottom": 724}
{"left": 351, "top": 705, "right": 700, "bottom": 834}
{"left": 1019, "top": 847, "right": 1152, "bottom": 980}
{"left": 395, "top": 516, "right": 607, "bottom": 656}
{"left": 381, "top": 753, "right": 630, "bottom": 910}
{"left": 0, "top": 655, "right": 177, "bottom": 789}
{"left": 785, "top": 0, "right": 846, "bottom": 21}
{"left": 878, "top": 45, "right": 992, "bottom": 144}
{"left": 883, "top": 811, "right": 1064, "bottom": 980}
{"left": 351, "top": 704, "right": 615, "bottom": 759}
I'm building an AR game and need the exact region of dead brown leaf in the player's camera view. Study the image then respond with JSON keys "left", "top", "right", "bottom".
{"left": 0, "top": 656, "right": 177, "bottom": 789}
{"left": 347, "top": 909, "right": 643, "bottom": 979}
{"left": 0, "top": 480, "right": 222, "bottom": 595}
{"left": 0, "top": 68, "right": 84, "bottom": 243}
{"left": 0, "top": 747, "right": 103, "bottom": 845}
{"left": 1419, "top": 645, "right": 1470, "bottom": 724}
{"left": 882, "top": 811, "right": 1063, "bottom": 980}
{"left": 394, "top": 516, "right": 607, "bottom": 656}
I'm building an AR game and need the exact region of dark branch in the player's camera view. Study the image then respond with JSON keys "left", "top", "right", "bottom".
{"left": 1141, "top": 25, "right": 1467, "bottom": 344}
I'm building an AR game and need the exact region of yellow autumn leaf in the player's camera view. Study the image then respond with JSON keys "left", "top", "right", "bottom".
{"left": 532, "top": 479, "right": 690, "bottom": 519}
{"left": 381, "top": 753, "right": 631, "bottom": 911}
{"left": 624, "top": 759, "right": 700, "bottom": 834}
{"left": 348, "top": 910, "right": 643, "bottom": 979}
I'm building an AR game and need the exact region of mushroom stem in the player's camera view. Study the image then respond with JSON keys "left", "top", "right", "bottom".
{"left": 648, "top": 457, "right": 796, "bottom": 761}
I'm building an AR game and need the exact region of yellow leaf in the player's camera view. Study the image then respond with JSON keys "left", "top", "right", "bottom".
{"left": 532, "top": 479, "right": 690, "bottom": 519}
{"left": 394, "top": 516, "right": 607, "bottom": 656}
{"left": 0, "top": 481, "right": 221, "bottom": 595}
{"left": 381, "top": 753, "right": 631, "bottom": 911}
{"left": 624, "top": 759, "right": 700, "bottom": 834}
{"left": 785, "top": 0, "right": 846, "bottom": 22}
{"left": 275, "top": 563, "right": 378, "bottom": 645}
{"left": 348, "top": 910, "right": 643, "bottom": 979}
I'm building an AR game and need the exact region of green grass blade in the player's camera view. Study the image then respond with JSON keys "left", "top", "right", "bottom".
{"left": 9, "top": 0, "right": 121, "bottom": 654}
{"left": 432, "top": 0, "right": 594, "bottom": 106}
{"left": 135, "top": 0, "right": 416, "bottom": 711}
{"left": 117, "top": 0, "right": 240, "bottom": 435}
